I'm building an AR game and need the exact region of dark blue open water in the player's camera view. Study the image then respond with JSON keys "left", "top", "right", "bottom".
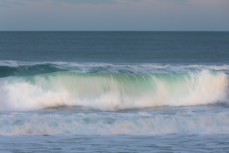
{"left": 0, "top": 32, "right": 229, "bottom": 152}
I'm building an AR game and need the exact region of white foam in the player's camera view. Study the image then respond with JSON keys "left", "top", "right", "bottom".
{"left": 0, "top": 110, "right": 228, "bottom": 136}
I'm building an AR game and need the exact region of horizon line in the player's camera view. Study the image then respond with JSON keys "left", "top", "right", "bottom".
{"left": 0, "top": 30, "right": 229, "bottom": 32}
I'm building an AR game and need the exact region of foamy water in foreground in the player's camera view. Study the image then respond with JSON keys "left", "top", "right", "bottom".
{"left": 0, "top": 105, "right": 229, "bottom": 136}
{"left": 0, "top": 105, "right": 229, "bottom": 152}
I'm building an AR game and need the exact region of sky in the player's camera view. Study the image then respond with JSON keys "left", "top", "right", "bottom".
{"left": 0, "top": 0, "right": 228, "bottom": 31}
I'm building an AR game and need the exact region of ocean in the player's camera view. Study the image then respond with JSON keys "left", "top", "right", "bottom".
{"left": 0, "top": 31, "right": 229, "bottom": 152}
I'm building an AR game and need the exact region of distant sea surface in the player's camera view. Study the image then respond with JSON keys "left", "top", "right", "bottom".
{"left": 0, "top": 32, "right": 229, "bottom": 152}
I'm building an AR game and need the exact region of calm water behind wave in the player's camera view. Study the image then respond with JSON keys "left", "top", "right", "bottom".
{"left": 0, "top": 31, "right": 229, "bottom": 64}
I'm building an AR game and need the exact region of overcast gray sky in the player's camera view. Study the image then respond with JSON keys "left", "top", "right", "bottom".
{"left": 0, "top": 0, "right": 228, "bottom": 31}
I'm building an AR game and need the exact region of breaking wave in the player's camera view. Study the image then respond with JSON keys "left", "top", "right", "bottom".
{"left": 0, "top": 68, "right": 228, "bottom": 111}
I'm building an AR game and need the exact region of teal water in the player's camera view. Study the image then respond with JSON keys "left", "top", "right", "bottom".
{"left": 0, "top": 32, "right": 229, "bottom": 152}
{"left": 0, "top": 32, "right": 229, "bottom": 63}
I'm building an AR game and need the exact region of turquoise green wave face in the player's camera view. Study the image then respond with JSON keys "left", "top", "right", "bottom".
{"left": 10, "top": 71, "right": 191, "bottom": 96}
{"left": 1, "top": 70, "right": 228, "bottom": 111}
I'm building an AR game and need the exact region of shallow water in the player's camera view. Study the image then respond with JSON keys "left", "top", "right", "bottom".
{"left": 0, "top": 135, "right": 228, "bottom": 153}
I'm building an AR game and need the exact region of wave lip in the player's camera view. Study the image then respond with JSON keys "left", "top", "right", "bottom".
{"left": 1, "top": 60, "right": 229, "bottom": 75}
{"left": 0, "top": 70, "right": 228, "bottom": 111}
